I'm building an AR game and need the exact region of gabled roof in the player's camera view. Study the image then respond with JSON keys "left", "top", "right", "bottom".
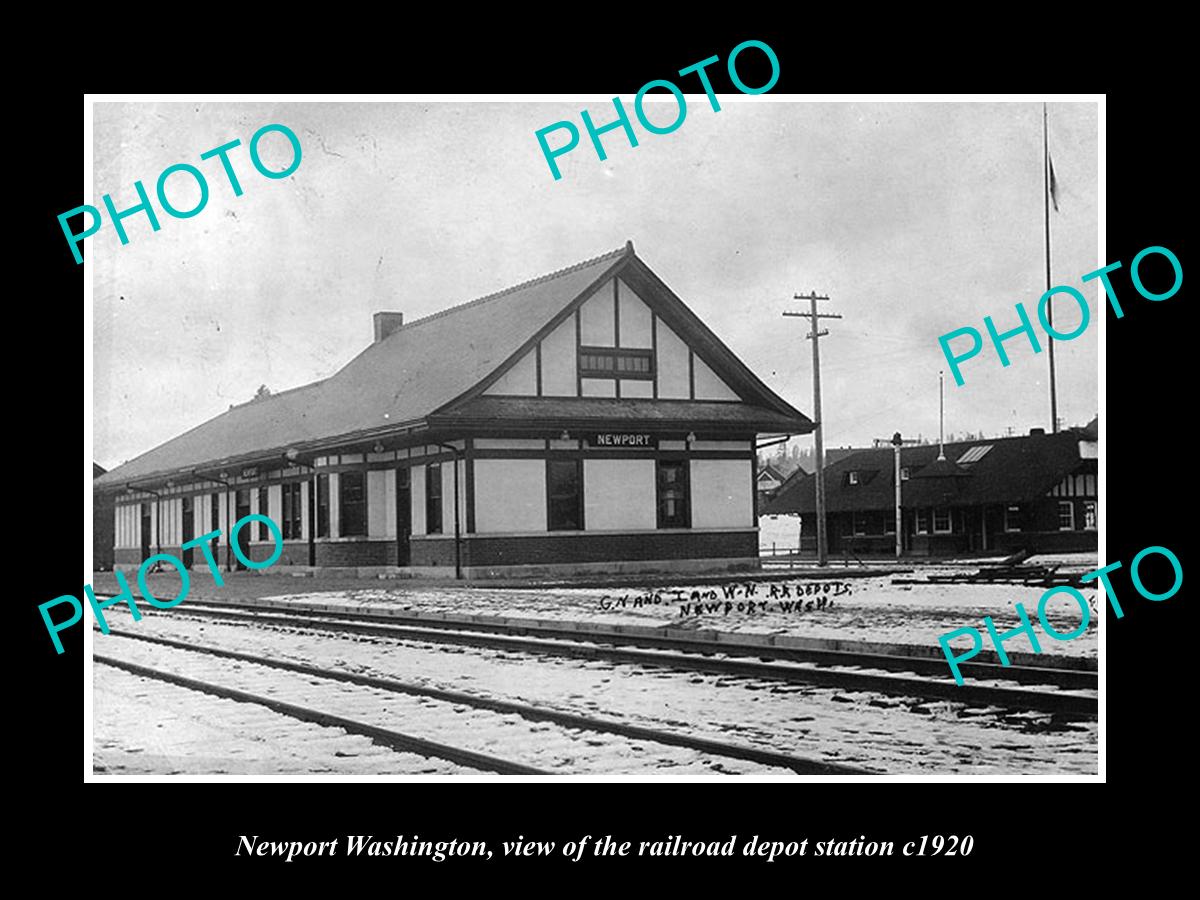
{"left": 765, "top": 427, "right": 1095, "bottom": 515}
{"left": 757, "top": 463, "right": 787, "bottom": 483}
{"left": 96, "top": 244, "right": 811, "bottom": 490}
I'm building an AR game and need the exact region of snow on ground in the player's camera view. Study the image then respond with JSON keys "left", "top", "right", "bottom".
{"left": 97, "top": 609, "right": 1098, "bottom": 775}
{"left": 757, "top": 515, "right": 802, "bottom": 555}
{"left": 93, "top": 663, "right": 472, "bottom": 775}
{"left": 241, "top": 574, "right": 1097, "bottom": 660}
{"left": 939, "top": 552, "right": 1098, "bottom": 572}
{"left": 96, "top": 633, "right": 792, "bottom": 776}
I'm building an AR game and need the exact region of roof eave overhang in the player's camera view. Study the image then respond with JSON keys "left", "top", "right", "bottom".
{"left": 428, "top": 413, "right": 813, "bottom": 436}
{"left": 93, "top": 418, "right": 435, "bottom": 493}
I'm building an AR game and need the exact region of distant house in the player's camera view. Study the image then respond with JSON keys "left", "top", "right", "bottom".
{"left": 93, "top": 462, "right": 114, "bottom": 571}
{"left": 756, "top": 463, "right": 789, "bottom": 500}
{"left": 764, "top": 425, "right": 1098, "bottom": 556}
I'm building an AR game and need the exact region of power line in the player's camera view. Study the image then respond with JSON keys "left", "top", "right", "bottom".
{"left": 782, "top": 292, "right": 842, "bottom": 567}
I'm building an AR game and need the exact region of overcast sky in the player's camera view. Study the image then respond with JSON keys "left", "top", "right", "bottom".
{"left": 92, "top": 99, "right": 1098, "bottom": 469}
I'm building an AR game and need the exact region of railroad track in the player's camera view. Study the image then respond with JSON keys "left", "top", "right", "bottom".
{"left": 96, "top": 629, "right": 871, "bottom": 776}
{"left": 96, "top": 653, "right": 543, "bottom": 775}
{"left": 148, "top": 600, "right": 1098, "bottom": 718}
{"left": 181, "top": 598, "right": 1096, "bottom": 682}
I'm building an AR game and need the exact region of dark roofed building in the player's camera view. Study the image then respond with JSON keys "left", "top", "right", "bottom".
{"left": 764, "top": 425, "right": 1098, "bottom": 557}
{"left": 93, "top": 463, "right": 114, "bottom": 571}
{"left": 95, "top": 243, "right": 813, "bottom": 578}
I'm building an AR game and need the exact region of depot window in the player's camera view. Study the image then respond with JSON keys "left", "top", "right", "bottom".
{"left": 258, "top": 486, "right": 270, "bottom": 539}
{"left": 579, "top": 347, "right": 654, "bottom": 380}
{"left": 1058, "top": 501, "right": 1075, "bottom": 531}
{"left": 316, "top": 474, "right": 330, "bottom": 537}
{"left": 933, "top": 508, "right": 952, "bottom": 533}
{"left": 915, "top": 509, "right": 929, "bottom": 534}
{"left": 282, "top": 482, "right": 303, "bottom": 539}
{"left": 1083, "top": 501, "right": 1097, "bottom": 530}
{"left": 426, "top": 463, "right": 443, "bottom": 534}
{"left": 1004, "top": 505, "right": 1022, "bottom": 533}
{"left": 547, "top": 459, "right": 583, "bottom": 531}
{"left": 656, "top": 460, "right": 690, "bottom": 528}
{"left": 340, "top": 471, "right": 367, "bottom": 537}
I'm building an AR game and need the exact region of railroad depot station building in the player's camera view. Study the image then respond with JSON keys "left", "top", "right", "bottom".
{"left": 765, "top": 421, "right": 1099, "bottom": 558}
{"left": 94, "top": 243, "right": 814, "bottom": 578}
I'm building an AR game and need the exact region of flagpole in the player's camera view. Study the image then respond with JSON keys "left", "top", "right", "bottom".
{"left": 1044, "top": 102, "right": 1058, "bottom": 434}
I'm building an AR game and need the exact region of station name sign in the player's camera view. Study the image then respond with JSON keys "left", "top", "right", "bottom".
{"left": 591, "top": 433, "right": 658, "bottom": 448}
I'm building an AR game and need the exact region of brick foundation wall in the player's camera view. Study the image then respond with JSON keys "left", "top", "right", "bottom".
{"left": 410, "top": 538, "right": 459, "bottom": 569}
{"left": 244, "top": 541, "right": 309, "bottom": 567}
{"left": 314, "top": 540, "right": 395, "bottom": 567}
{"left": 118, "top": 532, "right": 765, "bottom": 572}
{"left": 426, "top": 531, "right": 759, "bottom": 568}
{"left": 114, "top": 540, "right": 312, "bottom": 570}
{"left": 114, "top": 546, "right": 188, "bottom": 569}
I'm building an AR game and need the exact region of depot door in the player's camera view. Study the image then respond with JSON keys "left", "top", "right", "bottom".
{"left": 235, "top": 489, "right": 251, "bottom": 569}
{"left": 395, "top": 467, "right": 411, "bottom": 566}
{"left": 181, "top": 496, "right": 194, "bottom": 568}
{"left": 140, "top": 502, "right": 152, "bottom": 561}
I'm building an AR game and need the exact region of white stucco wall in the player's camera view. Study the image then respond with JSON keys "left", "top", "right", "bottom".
{"left": 584, "top": 459, "right": 656, "bottom": 530}
{"left": 410, "top": 465, "right": 426, "bottom": 535}
{"left": 691, "top": 459, "right": 754, "bottom": 528}
{"left": 367, "top": 470, "right": 388, "bottom": 537}
{"left": 657, "top": 320, "right": 690, "bottom": 399}
{"left": 579, "top": 284, "right": 615, "bottom": 346}
{"left": 617, "top": 279, "right": 653, "bottom": 348}
{"left": 581, "top": 378, "right": 616, "bottom": 397}
{"left": 474, "top": 459, "right": 547, "bottom": 533}
{"left": 693, "top": 354, "right": 739, "bottom": 401}
{"left": 485, "top": 350, "right": 538, "bottom": 396}
{"left": 541, "top": 316, "right": 577, "bottom": 396}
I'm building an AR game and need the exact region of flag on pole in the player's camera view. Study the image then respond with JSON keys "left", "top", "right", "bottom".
{"left": 1048, "top": 153, "right": 1060, "bottom": 211}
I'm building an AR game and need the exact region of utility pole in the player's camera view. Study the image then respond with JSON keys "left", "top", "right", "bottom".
{"left": 892, "top": 433, "right": 902, "bottom": 559}
{"left": 938, "top": 371, "right": 947, "bottom": 461}
{"left": 1044, "top": 102, "right": 1058, "bottom": 434}
{"left": 784, "top": 292, "right": 841, "bottom": 567}
{"left": 874, "top": 432, "right": 922, "bottom": 559}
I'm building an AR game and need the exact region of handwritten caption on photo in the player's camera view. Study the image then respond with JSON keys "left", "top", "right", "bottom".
{"left": 600, "top": 580, "right": 853, "bottom": 617}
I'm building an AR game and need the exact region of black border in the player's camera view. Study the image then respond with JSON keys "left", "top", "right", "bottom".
{"left": 22, "top": 25, "right": 1189, "bottom": 888}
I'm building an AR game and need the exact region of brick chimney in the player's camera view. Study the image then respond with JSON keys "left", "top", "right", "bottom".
{"left": 373, "top": 312, "right": 404, "bottom": 343}
{"left": 1029, "top": 427, "right": 1046, "bottom": 436}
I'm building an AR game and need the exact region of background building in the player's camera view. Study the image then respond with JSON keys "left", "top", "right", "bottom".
{"left": 92, "top": 462, "right": 114, "bottom": 571}
{"left": 755, "top": 463, "right": 789, "bottom": 502}
{"left": 764, "top": 420, "right": 1098, "bottom": 557}
{"left": 94, "top": 244, "right": 814, "bottom": 578}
